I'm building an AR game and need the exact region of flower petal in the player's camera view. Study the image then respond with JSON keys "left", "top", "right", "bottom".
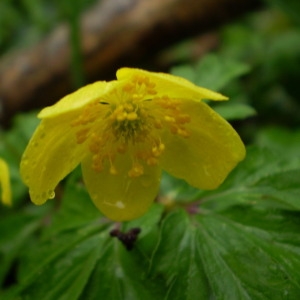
{"left": 117, "top": 68, "right": 228, "bottom": 101}
{"left": 0, "top": 158, "right": 12, "bottom": 206}
{"left": 39, "top": 81, "right": 114, "bottom": 119}
{"left": 20, "top": 112, "right": 85, "bottom": 204}
{"left": 81, "top": 153, "right": 161, "bottom": 221}
{"left": 160, "top": 99, "right": 246, "bottom": 189}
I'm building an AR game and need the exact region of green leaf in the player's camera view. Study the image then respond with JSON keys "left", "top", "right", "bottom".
{"left": 46, "top": 167, "right": 102, "bottom": 235}
{"left": 152, "top": 208, "right": 300, "bottom": 299}
{"left": 213, "top": 103, "right": 256, "bottom": 120}
{"left": 3, "top": 220, "right": 164, "bottom": 300}
{"left": 81, "top": 237, "right": 164, "bottom": 300}
{"left": 0, "top": 212, "right": 41, "bottom": 287}
{"left": 171, "top": 54, "right": 250, "bottom": 91}
{"left": 5, "top": 223, "right": 108, "bottom": 300}
{"left": 255, "top": 126, "right": 300, "bottom": 157}
{"left": 160, "top": 171, "right": 201, "bottom": 204}
{"left": 201, "top": 146, "right": 300, "bottom": 211}
{"left": 2, "top": 166, "right": 165, "bottom": 299}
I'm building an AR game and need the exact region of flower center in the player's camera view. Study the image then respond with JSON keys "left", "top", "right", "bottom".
{"left": 71, "top": 74, "right": 191, "bottom": 177}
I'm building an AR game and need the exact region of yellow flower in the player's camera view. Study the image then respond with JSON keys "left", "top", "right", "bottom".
{"left": 20, "top": 68, "right": 245, "bottom": 221}
{"left": 0, "top": 158, "right": 12, "bottom": 206}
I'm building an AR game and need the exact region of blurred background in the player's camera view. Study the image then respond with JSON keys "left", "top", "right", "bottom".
{"left": 1, "top": 0, "right": 299, "bottom": 130}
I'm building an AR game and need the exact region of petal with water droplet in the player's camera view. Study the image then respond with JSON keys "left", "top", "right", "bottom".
{"left": 81, "top": 152, "right": 161, "bottom": 221}
{"left": 20, "top": 112, "right": 85, "bottom": 205}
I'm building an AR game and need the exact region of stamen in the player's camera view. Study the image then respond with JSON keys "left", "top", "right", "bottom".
{"left": 127, "top": 112, "right": 138, "bottom": 121}
{"left": 71, "top": 74, "right": 191, "bottom": 178}
{"left": 76, "top": 128, "right": 90, "bottom": 144}
{"left": 128, "top": 163, "right": 144, "bottom": 178}
{"left": 92, "top": 154, "right": 103, "bottom": 172}
{"left": 110, "top": 165, "right": 118, "bottom": 175}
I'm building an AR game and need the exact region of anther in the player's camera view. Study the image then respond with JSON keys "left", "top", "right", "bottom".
{"left": 110, "top": 165, "right": 118, "bottom": 175}
{"left": 76, "top": 128, "right": 89, "bottom": 144}
{"left": 127, "top": 112, "right": 138, "bottom": 121}
{"left": 117, "top": 112, "right": 127, "bottom": 121}
{"left": 128, "top": 164, "right": 144, "bottom": 177}
{"left": 164, "top": 116, "right": 175, "bottom": 123}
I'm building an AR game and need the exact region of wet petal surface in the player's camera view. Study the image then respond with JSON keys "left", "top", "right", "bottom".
{"left": 20, "top": 112, "right": 86, "bottom": 204}
{"left": 160, "top": 99, "right": 246, "bottom": 189}
{"left": 81, "top": 152, "right": 161, "bottom": 221}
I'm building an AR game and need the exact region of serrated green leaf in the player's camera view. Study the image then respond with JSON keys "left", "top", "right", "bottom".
{"left": 151, "top": 210, "right": 209, "bottom": 300}
{"left": 255, "top": 127, "right": 300, "bottom": 157}
{"left": 171, "top": 54, "right": 250, "bottom": 91}
{"left": 81, "top": 238, "right": 164, "bottom": 300}
{"left": 3, "top": 220, "right": 164, "bottom": 300}
{"left": 160, "top": 171, "right": 200, "bottom": 204}
{"left": 2, "top": 168, "right": 165, "bottom": 300}
{"left": 152, "top": 208, "right": 300, "bottom": 299}
{"left": 3, "top": 222, "right": 108, "bottom": 300}
{"left": 200, "top": 146, "right": 300, "bottom": 211}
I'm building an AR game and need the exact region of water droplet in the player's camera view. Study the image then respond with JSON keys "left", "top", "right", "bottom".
{"left": 115, "top": 201, "right": 125, "bottom": 209}
{"left": 47, "top": 190, "right": 55, "bottom": 199}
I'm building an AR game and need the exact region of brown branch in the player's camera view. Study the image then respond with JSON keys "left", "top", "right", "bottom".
{"left": 0, "top": 0, "right": 262, "bottom": 125}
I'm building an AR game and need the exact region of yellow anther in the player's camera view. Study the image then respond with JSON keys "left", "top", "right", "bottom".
{"left": 134, "top": 75, "right": 148, "bottom": 85}
{"left": 152, "top": 143, "right": 165, "bottom": 157}
{"left": 71, "top": 74, "right": 191, "bottom": 181}
{"left": 178, "top": 114, "right": 191, "bottom": 124}
{"left": 89, "top": 133, "right": 102, "bottom": 153}
{"left": 146, "top": 157, "right": 158, "bottom": 166}
{"left": 128, "top": 164, "right": 144, "bottom": 177}
{"left": 165, "top": 116, "right": 175, "bottom": 123}
{"left": 117, "top": 111, "right": 127, "bottom": 121}
{"left": 123, "top": 83, "right": 135, "bottom": 93}
{"left": 127, "top": 112, "right": 138, "bottom": 121}
{"left": 92, "top": 155, "right": 103, "bottom": 172}
{"left": 110, "top": 165, "right": 118, "bottom": 175}
{"left": 124, "top": 103, "right": 134, "bottom": 111}
{"left": 177, "top": 128, "right": 190, "bottom": 138}
{"left": 147, "top": 88, "right": 157, "bottom": 95}
{"left": 132, "top": 94, "right": 141, "bottom": 101}
{"left": 159, "top": 143, "right": 165, "bottom": 152}
{"left": 76, "top": 128, "right": 90, "bottom": 144}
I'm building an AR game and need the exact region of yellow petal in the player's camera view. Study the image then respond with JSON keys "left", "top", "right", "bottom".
{"left": 39, "top": 81, "right": 114, "bottom": 119}
{"left": 117, "top": 68, "right": 228, "bottom": 101}
{"left": 160, "top": 99, "right": 246, "bottom": 189}
{"left": 81, "top": 152, "right": 161, "bottom": 221}
{"left": 20, "top": 112, "right": 85, "bottom": 204}
{"left": 0, "top": 158, "right": 12, "bottom": 206}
